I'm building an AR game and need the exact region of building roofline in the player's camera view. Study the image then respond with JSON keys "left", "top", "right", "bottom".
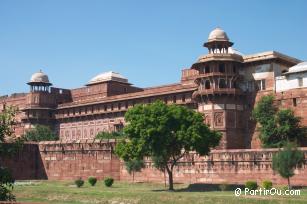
{"left": 243, "top": 51, "right": 302, "bottom": 65}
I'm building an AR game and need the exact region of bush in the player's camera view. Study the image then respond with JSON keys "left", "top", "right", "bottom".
{"left": 245, "top": 180, "right": 258, "bottom": 190}
{"left": 75, "top": 178, "right": 84, "bottom": 188}
{"left": 104, "top": 177, "right": 114, "bottom": 187}
{"left": 88, "top": 177, "right": 97, "bottom": 186}
{"left": 219, "top": 182, "right": 230, "bottom": 191}
{"left": 262, "top": 180, "right": 273, "bottom": 189}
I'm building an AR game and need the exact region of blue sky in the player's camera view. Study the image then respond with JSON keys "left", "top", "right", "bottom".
{"left": 1, "top": 0, "right": 307, "bottom": 95}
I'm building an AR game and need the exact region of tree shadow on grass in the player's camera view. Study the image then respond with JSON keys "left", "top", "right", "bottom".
{"left": 152, "top": 183, "right": 245, "bottom": 192}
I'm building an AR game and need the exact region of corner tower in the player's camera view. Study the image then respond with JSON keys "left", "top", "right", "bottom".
{"left": 22, "top": 70, "right": 57, "bottom": 130}
{"left": 192, "top": 28, "right": 246, "bottom": 149}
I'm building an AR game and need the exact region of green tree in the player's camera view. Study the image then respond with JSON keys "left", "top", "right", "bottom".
{"left": 272, "top": 142, "right": 304, "bottom": 189}
{"left": 124, "top": 159, "right": 145, "bottom": 182}
{"left": 95, "top": 131, "right": 125, "bottom": 139}
{"left": 23, "top": 125, "right": 58, "bottom": 142}
{"left": 115, "top": 101, "right": 221, "bottom": 190}
{"left": 252, "top": 95, "right": 305, "bottom": 147}
{"left": 0, "top": 106, "right": 22, "bottom": 201}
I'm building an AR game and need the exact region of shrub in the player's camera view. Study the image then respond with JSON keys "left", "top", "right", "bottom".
{"left": 219, "top": 182, "right": 230, "bottom": 191}
{"left": 104, "top": 177, "right": 114, "bottom": 187}
{"left": 262, "top": 180, "right": 273, "bottom": 189}
{"left": 88, "top": 177, "right": 97, "bottom": 186}
{"left": 75, "top": 178, "right": 84, "bottom": 188}
{"left": 245, "top": 180, "right": 258, "bottom": 190}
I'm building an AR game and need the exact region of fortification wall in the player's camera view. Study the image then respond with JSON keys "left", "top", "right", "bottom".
{"left": 1, "top": 142, "right": 307, "bottom": 186}
{"left": 121, "top": 148, "right": 307, "bottom": 186}
{"left": 38, "top": 140, "right": 120, "bottom": 180}
{"left": 0, "top": 143, "right": 46, "bottom": 180}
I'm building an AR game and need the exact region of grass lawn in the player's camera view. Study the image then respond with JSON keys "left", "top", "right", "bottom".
{"left": 12, "top": 180, "right": 307, "bottom": 204}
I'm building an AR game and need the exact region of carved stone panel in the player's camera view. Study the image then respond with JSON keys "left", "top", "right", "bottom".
{"left": 204, "top": 114, "right": 212, "bottom": 127}
{"left": 214, "top": 112, "right": 224, "bottom": 127}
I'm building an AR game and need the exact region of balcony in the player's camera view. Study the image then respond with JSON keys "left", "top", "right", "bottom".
{"left": 194, "top": 72, "right": 241, "bottom": 83}
{"left": 192, "top": 88, "right": 243, "bottom": 98}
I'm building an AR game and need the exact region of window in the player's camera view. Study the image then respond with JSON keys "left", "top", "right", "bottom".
{"left": 233, "top": 81, "right": 237, "bottom": 88}
{"left": 233, "top": 65, "right": 236, "bottom": 73}
{"left": 173, "top": 95, "right": 176, "bottom": 103}
{"left": 219, "top": 79, "right": 227, "bottom": 88}
{"left": 256, "top": 79, "right": 266, "bottom": 91}
{"left": 205, "top": 80, "right": 211, "bottom": 89}
{"left": 219, "top": 63, "right": 225, "bottom": 73}
{"left": 125, "top": 101, "right": 128, "bottom": 109}
{"left": 293, "top": 98, "right": 297, "bottom": 107}
{"left": 298, "top": 77, "right": 303, "bottom": 87}
{"left": 204, "top": 65, "right": 210, "bottom": 73}
{"left": 104, "top": 105, "right": 107, "bottom": 111}
{"left": 182, "top": 94, "right": 186, "bottom": 102}
{"left": 118, "top": 103, "right": 121, "bottom": 110}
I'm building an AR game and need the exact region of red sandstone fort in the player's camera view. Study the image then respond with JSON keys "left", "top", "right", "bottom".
{"left": 1, "top": 28, "right": 307, "bottom": 185}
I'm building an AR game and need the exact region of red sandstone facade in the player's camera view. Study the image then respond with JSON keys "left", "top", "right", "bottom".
{"left": 1, "top": 141, "right": 306, "bottom": 186}
{"left": 0, "top": 28, "right": 305, "bottom": 149}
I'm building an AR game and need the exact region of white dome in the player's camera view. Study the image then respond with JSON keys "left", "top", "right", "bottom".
{"left": 286, "top": 62, "right": 307, "bottom": 74}
{"left": 87, "top": 71, "right": 128, "bottom": 85}
{"left": 208, "top": 27, "right": 229, "bottom": 42}
{"left": 28, "top": 70, "right": 51, "bottom": 84}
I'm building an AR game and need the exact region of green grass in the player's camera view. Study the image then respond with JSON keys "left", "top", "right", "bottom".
{"left": 12, "top": 180, "right": 307, "bottom": 204}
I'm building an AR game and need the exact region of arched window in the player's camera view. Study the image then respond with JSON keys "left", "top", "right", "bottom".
{"left": 233, "top": 81, "right": 237, "bottom": 88}
{"left": 233, "top": 65, "right": 236, "bottom": 73}
{"left": 219, "top": 79, "right": 227, "bottom": 88}
{"left": 205, "top": 80, "right": 211, "bottom": 89}
{"left": 84, "top": 129, "right": 87, "bottom": 139}
{"left": 204, "top": 65, "right": 210, "bottom": 74}
{"left": 219, "top": 63, "right": 225, "bottom": 73}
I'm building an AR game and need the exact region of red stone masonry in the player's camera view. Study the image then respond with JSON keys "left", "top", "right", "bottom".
{"left": 2, "top": 142, "right": 306, "bottom": 186}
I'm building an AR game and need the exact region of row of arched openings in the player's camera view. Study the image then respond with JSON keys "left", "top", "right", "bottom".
{"left": 203, "top": 79, "right": 236, "bottom": 89}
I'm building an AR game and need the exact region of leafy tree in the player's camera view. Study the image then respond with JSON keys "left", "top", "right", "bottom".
{"left": 95, "top": 131, "right": 125, "bottom": 139}
{"left": 276, "top": 109, "right": 304, "bottom": 143}
{"left": 23, "top": 125, "right": 58, "bottom": 142}
{"left": 0, "top": 106, "right": 22, "bottom": 201}
{"left": 272, "top": 142, "right": 304, "bottom": 189}
{"left": 115, "top": 101, "right": 221, "bottom": 190}
{"left": 124, "top": 159, "right": 145, "bottom": 182}
{"left": 252, "top": 95, "right": 305, "bottom": 147}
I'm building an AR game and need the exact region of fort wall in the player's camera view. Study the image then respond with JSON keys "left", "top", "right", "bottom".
{"left": 1, "top": 141, "right": 306, "bottom": 186}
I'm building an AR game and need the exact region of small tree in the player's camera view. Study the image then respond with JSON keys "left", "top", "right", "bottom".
{"left": 0, "top": 106, "right": 23, "bottom": 201}
{"left": 252, "top": 95, "right": 305, "bottom": 147}
{"left": 124, "top": 159, "right": 145, "bottom": 182}
{"left": 23, "top": 125, "right": 58, "bottom": 142}
{"left": 272, "top": 142, "right": 304, "bottom": 189}
{"left": 115, "top": 101, "right": 221, "bottom": 190}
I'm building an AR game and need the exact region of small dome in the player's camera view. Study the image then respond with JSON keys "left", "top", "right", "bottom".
{"left": 208, "top": 27, "right": 230, "bottom": 42}
{"left": 87, "top": 71, "right": 128, "bottom": 85}
{"left": 28, "top": 70, "right": 51, "bottom": 85}
{"left": 286, "top": 61, "right": 307, "bottom": 74}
